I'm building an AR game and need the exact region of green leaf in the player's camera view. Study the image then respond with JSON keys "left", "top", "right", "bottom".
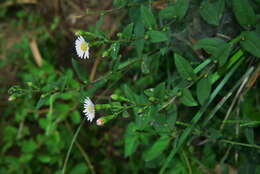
{"left": 180, "top": 88, "right": 198, "bottom": 107}
{"left": 143, "top": 135, "right": 170, "bottom": 161}
{"left": 71, "top": 111, "right": 81, "bottom": 124}
{"left": 175, "top": 0, "right": 190, "bottom": 20}
{"left": 214, "top": 43, "right": 233, "bottom": 66}
{"left": 110, "top": 43, "right": 120, "bottom": 59}
{"left": 70, "top": 163, "right": 88, "bottom": 174}
{"left": 196, "top": 77, "right": 211, "bottom": 105}
{"left": 124, "top": 123, "right": 139, "bottom": 157}
{"left": 147, "top": 30, "right": 168, "bottom": 43}
{"left": 194, "top": 37, "right": 226, "bottom": 54}
{"left": 134, "top": 21, "right": 145, "bottom": 56}
{"left": 21, "top": 139, "right": 38, "bottom": 153}
{"left": 159, "top": 0, "right": 189, "bottom": 20}
{"left": 174, "top": 54, "right": 196, "bottom": 80}
{"left": 141, "top": 54, "right": 150, "bottom": 74}
{"left": 199, "top": 0, "right": 225, "bottom": 26}
{"left": 241, "top": 31, "right": 260, "bottom": 58}
{"left": 36, "top": 95, "right": 50, "bottom": 109}
{"left": 232, "top": 0, "right": 256, "bottom": 29}
{"left": 71, "top": 58, "right": 88, "bottom": 82}
{"left": 141, "top": 5, "right": 156, "bottom": 29}
{"left": 202, "top": 145, "right": 216, "bottom": 168}
{"left": 38, "top": 155, "right": 51, "bottom": 163}
{"left": 159, "top": 6, "right": 176, "bottom": 19}
{"left": 154, "top": 82, "right": 166, "bottom": 99}
{"left": 122, "top": 23, "right": 134, "bottom": 41}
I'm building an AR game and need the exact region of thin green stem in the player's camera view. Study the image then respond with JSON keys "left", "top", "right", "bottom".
{"left": 62, "top": 117, "right": 86, "bottom": 174}
{"left": 182, "top": 150, "right": 192, "bottom": 174}
{"left": 221, "top": 139, "right": 260, "bottom": 150}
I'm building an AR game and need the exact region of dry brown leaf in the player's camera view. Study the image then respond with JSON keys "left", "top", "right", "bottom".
{"left": 29, "top": 39, "right": 43, "bottom": 67}
{"left": 246, "top": 64, "right": 260, "bottom": 89}
{"left": 0, "top": 0, "right": 37, "bottom": 7}
{"left": 152, "top": 0, "right": 168, "bottom": 10}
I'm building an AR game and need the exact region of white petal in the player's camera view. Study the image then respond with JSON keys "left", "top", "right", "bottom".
{"left": 82, "top": 52, "right": 86, "bottom": 59}
{"left": 86, "top": 50, "right": 89, "bottom": 59}
{"left": 79, "top": 36, "right": 84, "bottom": 42}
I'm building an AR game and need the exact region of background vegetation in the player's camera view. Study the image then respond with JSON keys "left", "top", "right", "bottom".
{"left": 0, "top": 0, "right": 260, "bottom": 173}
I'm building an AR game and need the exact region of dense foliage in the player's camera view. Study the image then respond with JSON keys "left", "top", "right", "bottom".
{"left": 1, "top": 0, "right": 260, "bottom": 173}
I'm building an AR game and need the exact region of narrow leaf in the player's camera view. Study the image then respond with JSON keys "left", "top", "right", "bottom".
{"left": 197, "top": 77, "right": 211, "bottom": 105}
{"left": 124, "top": 123, "right": 139, "bottom": 157}
{"left": 122, "top": 23, "right": 134, "bottom": 41}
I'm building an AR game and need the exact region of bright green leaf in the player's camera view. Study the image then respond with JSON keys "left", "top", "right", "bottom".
{"left": 180, "top": 88, "right": 198, "bottom": 107}
{"left": 70, "top": 163, "right": 88, "bottom": 174}
{"left": 21, "top": 139, "right": 38, "bottom": 153}
{"left": 124, "top": 123, "right": 139, "bottom": 157}
{"left": 38, "top": 155, "right": 51, "bottom": 163}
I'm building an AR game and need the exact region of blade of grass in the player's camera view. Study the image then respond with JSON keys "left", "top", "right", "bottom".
{"left": 202, "top": 66, "right": 254, "bottom": 126}
{"left": 220, "top": 69, "right": 252, "bottom": 130}
{"left": 159, "top": 57, "right": 244, "bottom": 174}
{"left": 220, "top": 139, "right": 260, "bottom": 150}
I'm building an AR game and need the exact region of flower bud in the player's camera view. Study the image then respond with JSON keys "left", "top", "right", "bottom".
{"left": 110, "top": 94, "right": 129, "bottom": 102}
{"left": 96, "top": 115, "right": 116, "bottom": 126}
{"left": 96, "top": 118, "right": 105, "bottom": 126}
{"left": 8, "top": 95, "right": 16, "bottom": 101}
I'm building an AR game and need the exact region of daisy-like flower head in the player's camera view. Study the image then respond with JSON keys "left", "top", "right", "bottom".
{"left": 75, "top": 36, "right": 90, "bottom": 59}
{"left": 83, "top": 97, "right": 95, "bottom": 122}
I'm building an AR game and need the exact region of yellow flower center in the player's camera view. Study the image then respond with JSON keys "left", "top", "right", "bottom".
{"left": 88, "top": 105, "right": 94, "bottom": 113}
{"left": 80, "top": 42, "right": 89, "bottom": 52}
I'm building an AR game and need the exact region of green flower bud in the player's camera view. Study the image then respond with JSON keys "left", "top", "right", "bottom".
{"left": 96, "top": 115, "right": 116, "bottom": 126}
{"left": 110, "top": 94, "right": 129, "bottom": 102}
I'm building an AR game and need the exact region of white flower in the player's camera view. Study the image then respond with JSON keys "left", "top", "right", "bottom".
{"left": 75, "top": 36, "right": 90, "bottom": 59}
{"left": 83, "top": 97, "right": 95, "bottom": 122}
